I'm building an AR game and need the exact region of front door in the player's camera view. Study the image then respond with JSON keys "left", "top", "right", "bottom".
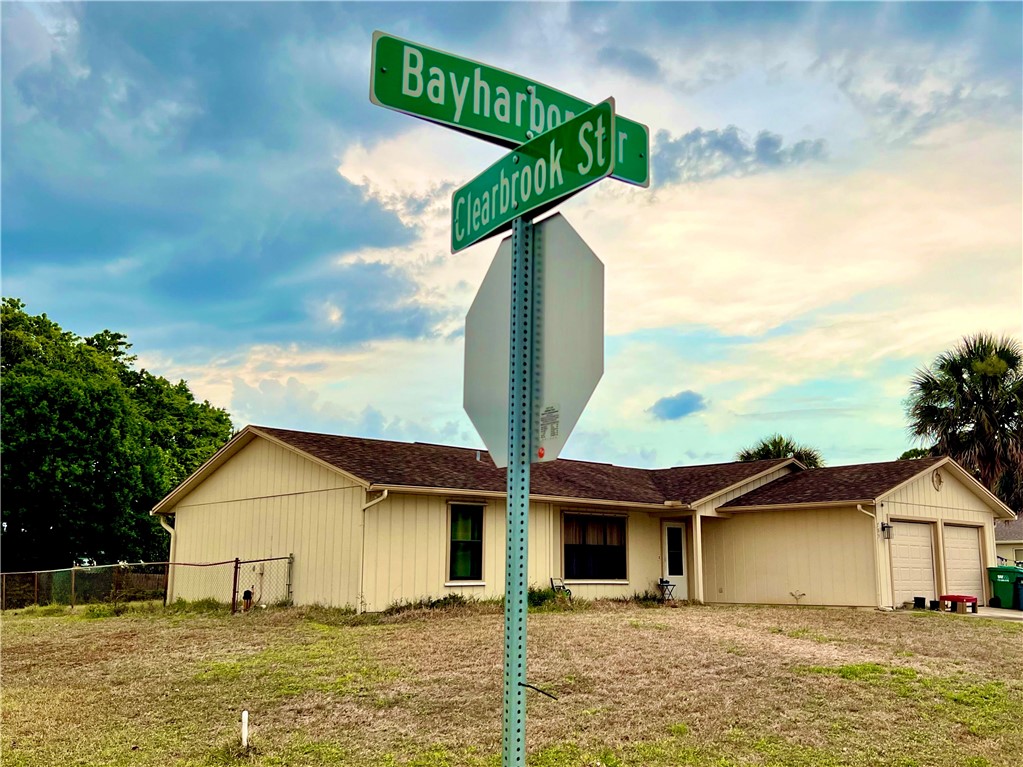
{"left": 663, "top": 523, "right": 688, "bottom": 600}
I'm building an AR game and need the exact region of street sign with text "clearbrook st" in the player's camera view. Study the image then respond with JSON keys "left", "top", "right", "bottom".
{"left": 451, "top": 100, "right": 615, "bottom": 253}
{"left": 370, "top": 31, "right": 649, "bottom": 188}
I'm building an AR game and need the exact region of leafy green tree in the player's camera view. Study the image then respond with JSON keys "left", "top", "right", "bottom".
{"left": 906, "top": 333, "right": 1022, "bottom": 512}
{"left": 1, "top": 298, "right": 233, "bottom": 570}
{"left": 899, "top": 447, "right": 934, "bottom": 460}
{"left": 736, "top": 434, "right": 825, "bottom": 468}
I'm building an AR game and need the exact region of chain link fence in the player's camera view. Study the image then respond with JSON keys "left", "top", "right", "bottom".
{"left": 1, "top": 555, "right": 293, "bottom": 613}
{"left": 168, "top": 556, "right": 293, "bottom": 612}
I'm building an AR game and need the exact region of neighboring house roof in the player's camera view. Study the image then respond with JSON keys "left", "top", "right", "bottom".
{"left": 996, "top": 518, "right": 1023, "bottom": 543}
{"left": 721, "top": 457, "right": 945, "bottom": 508}
{"left": 253, "top": 426, "right": 794, "bottom": 507}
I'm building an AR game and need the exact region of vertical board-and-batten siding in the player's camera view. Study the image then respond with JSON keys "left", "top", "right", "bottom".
{"left": 361, "top": 493, "right": 555, "bottom": 611}
{"left": 361, "top": 494, "right": 667, "bottom": 610}
{"left": 878, "top": 468, "right": 996, "bottom": 604}
{"left": 702, "top": 508, "right": 876, "bottom": 606}
{"left": 169, "top": 437, "right": 364, "bottom": 607}
{"left": 691, "top": 464, "right": 798, "bottom": 602}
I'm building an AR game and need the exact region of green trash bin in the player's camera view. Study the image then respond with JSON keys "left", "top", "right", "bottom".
{"left": 988, "top": 566, "right": 1023, "bottom": 608}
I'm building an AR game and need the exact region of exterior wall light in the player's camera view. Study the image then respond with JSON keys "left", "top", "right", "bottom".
{"left": 880, "top": 522, "right": 894, "bottom": 540}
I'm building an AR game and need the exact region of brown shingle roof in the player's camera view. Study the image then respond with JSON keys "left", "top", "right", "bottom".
{"left": 721, "top": 457, "right": 946, "bottom": 508}
{"left": 253, "top": 426, "right": 792, "bottom": 506}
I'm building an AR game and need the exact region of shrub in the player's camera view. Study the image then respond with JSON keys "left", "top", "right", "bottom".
{"left": 383, "top": 593, "right": 469, "bottom": 616}
{"left": 528, "top": 587, "right": 558, "bottom": 608}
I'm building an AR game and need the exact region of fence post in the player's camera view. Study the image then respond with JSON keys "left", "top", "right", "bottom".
{"left": 287, "top": 553, "right": 294, "bottom": 605}
{"left": 71, "top": 567, "right": 77, "bottom": 608}
{"left": 2, "top": 574, "right": 6, "bottom": 611}
{"left": 231, "top": 558, "right": 240, "bottom": 614}
{"left": 112, "top": 566, "right": 119, "bottom": 603}
{"left": 35, "top": 572, "right": 39, "bottom": 606}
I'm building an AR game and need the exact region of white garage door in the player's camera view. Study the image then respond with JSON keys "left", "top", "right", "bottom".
{"left": 892, "top": 522, "right": 936, "bottom": 605}
{"left": 943, "top": 525, "right": 983, "bottom": 598}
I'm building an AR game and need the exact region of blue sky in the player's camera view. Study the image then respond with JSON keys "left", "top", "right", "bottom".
{"left": 3, "top": 2, "right": 1021, "bottom": 469}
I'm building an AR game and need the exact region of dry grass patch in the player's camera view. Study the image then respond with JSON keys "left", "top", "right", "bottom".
{"left": 1, "top": 602, "right": 1020, "bottom": 766}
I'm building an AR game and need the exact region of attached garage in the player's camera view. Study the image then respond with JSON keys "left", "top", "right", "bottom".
{"left": 890, "top": 522, "right": 936, "bottom": 605}
{"left": 943, "top": 525, "right": 984, "bottom": 597}
{"left": 718, "top": 458, "right": 1014, "bottom": 609}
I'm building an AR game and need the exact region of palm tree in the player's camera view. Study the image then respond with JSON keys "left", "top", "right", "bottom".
{"left": 906, "top": 333, "right": 1023, "bottom": 510}
{"left": 736, "top": 434, "right": 824, "bottom": 468}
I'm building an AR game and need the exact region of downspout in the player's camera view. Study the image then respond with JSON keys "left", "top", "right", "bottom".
{"left": 358, "top": 489, "right": 389, "bottom": 614}
{"left": 157, "top": 514, "right": 176, "bottom": 605}
{"left": 857, "top": 504, "right": 886, "bottom": 610}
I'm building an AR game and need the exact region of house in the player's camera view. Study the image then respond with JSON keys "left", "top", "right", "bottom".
{"left": 995, "top": 518, "right": 1023, "bottom": 565}
{"left": 151, "top": 426, "right": 1015, "bottom": 612}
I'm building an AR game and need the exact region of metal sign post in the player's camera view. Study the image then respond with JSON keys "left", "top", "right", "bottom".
{"left": 503, "top": 215, "right": 536, "bottom": 766}
{"left": 368, "top": 31, "right": 647, "bottom": 765}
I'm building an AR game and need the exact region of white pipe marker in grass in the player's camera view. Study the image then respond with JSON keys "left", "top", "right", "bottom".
{"left": 241, "top": 710, "right": 249, "bottom": 749}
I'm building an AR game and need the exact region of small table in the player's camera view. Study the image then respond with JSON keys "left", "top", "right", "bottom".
{"left": 657, "top": 580, "right": 675, "bottom": 601}
{"left": 939, "top": 594, "right": 978, "bottom": 614}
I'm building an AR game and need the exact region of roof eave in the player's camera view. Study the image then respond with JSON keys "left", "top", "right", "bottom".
{"left": 367, "top": 483, "right": 671, "bottom": 510}
{"left": 151, "top": 425, "right": 372, "bottom": 516}
{"left": 249, "top": 426, "right": 370, "bottom": 490}
{"left": 151, "top": 428, "right": 258, "bottom": 515}
{"left": 722, "top": 499, "right": 876, "bottom": 513}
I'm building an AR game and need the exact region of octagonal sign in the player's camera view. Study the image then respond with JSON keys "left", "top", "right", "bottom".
{"left": 464, "top": 213, "right": 604, "bottom": 468}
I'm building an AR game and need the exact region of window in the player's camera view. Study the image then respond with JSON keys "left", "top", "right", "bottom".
{"left": 449, "top": 504, "right": 483, "bottom": 581}
{"left": 564, "top": 514, "right": 626, "bottom": 580}
{"left": 1015, "top": 548, "right": 1023, "bottom": 564}
{"left": 666, "top": 526, "right": 684, "bottom": 575}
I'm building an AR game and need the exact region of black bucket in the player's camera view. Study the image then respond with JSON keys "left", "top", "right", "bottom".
{"left": 929, "top": 600, "right": 940, "bottom": 611}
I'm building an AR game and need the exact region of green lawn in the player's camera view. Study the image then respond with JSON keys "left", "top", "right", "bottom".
{"left": 1, "top": 600, "right": 1021, "bottom": 766}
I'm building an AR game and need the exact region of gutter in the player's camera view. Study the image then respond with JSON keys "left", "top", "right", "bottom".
{"left": 367, "top": 483, "right": 669, "bottom": 510}
{"left": 722, "top": 499, "right": 875, "bottom": 513}
{"left": 358, "top": 489, "right": 389, "bottom": 613}
{"left": 857, "top": 503, "right": 888, "bottom": 611}
{"left": 157, "top": 515, "right": 176, "bottom": 606}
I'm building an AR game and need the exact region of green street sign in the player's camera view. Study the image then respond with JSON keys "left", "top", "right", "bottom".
{"left": 370, "top": 31, "right": 649, "bottom": 188}
{"left": 451, "top": 100, "right": 615, "bottom": 253}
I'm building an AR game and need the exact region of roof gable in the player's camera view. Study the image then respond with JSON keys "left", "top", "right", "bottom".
{"left": 650, "top": 458, "right": 796, "bottom": 505}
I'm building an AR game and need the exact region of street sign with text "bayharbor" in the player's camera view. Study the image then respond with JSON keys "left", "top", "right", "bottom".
{"left": 370, "top": 31, "right": 648, "bottom": 187}
{"left": 451, "top": 100, "right": 615, "bottom": 253}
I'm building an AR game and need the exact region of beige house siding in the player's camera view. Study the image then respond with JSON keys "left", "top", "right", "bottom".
{"left": 996, "top": 543, "right": 1023, "bottom": 563}
{"left": 169, "top": 437, "right": 365, "bottom": 608}
{"left": 878, "top": 468, "right": 996, "bottom": 605}
{"left": 360, "top": 496, "right": 666, "bottom": 610}
{"left": 361, "top": 494, "right": 561, "bottom": 611}
{"left": 687, "top": 463, "right": 800, "bottom": 601}
{"left": 702, "top": 507, "right": 876, "bottom": 606}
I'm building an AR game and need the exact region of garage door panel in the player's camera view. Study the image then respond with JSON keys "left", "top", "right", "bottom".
{"left": 892, "top": 522, "right": 935, "bottom": 605}
{"left": 943, "top": 525, "right": 983, "bottom": 598}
